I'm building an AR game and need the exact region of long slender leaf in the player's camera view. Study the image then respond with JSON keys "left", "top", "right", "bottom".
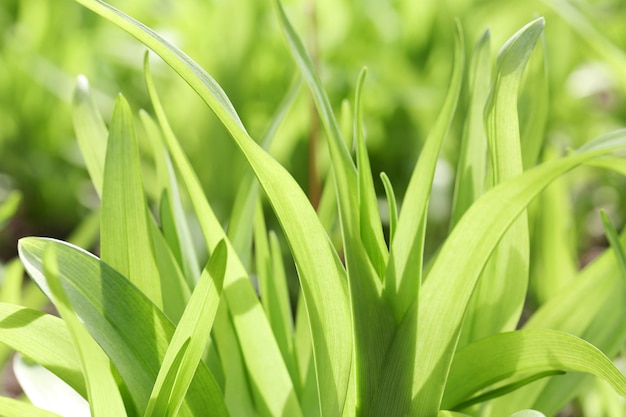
{"left": 379, "top": 172, "right": 398, "bottom": 244}
{"left": 72, "top": 75, "right": 108, "bottom": 196}
{"left": 19, "top": 237, "right": 229, "bottom": 417}
{"left": 101, "top": 94, "right": 162, "bottom": 308}
{"left": 43, "top": 246, "right": 127, "bottom": 417}
{"left": 461, "top": 17, "right": 543, "bottom": 345}
{"left": 442, "top": 329, "right": 626, "bottom": 409}
{"left": 0, "top": 303, "right": 84, "bottom": 397}
{"left": 450, "top": 29, "right": 491, "bottom": 230}
{"left": 141, "top": 109, "right": 200, "bottom": 288}
{"left": 145, "top": 241, "right": 226, "bottom": 417}
{"left": 355, "top": 68, "right": 388, "bottom": 277}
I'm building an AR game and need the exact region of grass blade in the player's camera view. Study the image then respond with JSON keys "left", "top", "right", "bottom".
{"left": 19, "top": 237, "right": 229, "bottom": 417}
{"left": 145, "top": 241, "right": 226, "bottom": 417}
{"left": 461, "top": 17, "right": 544, "bottom": 345}
{"left": 355, "top": 68, "right": 388, "bottom": 277}
{"left": 72, "top": 75, "right": 107, "bottom": 196}
{"left": 442, "top": 329, "right": 626, "bottom": 409}
{"left": 43, "top": 246, "right": 127, "bottom": 417}
{"left": 101, "top": 94, "right": 162, "bottom": 308}
{"left": 450, "top": 29, "right": 491, "bottom": 229}
{"left": 0, "top": 303, "right": 85, "bottom": 397}
{"left": 141, "top": 109, "right": 201, "bottom": 288}
{"left": 379, "top": 172, "right": 398, "bottom": 244}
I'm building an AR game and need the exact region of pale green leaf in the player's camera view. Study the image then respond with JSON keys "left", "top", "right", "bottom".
{"left": 43, "top": 246, "right": 127, "bottom": 417}
{"left": 101, "top": 94, "right": 162, "bottom": 308}
{"left": 443, "top": 329, "right": 626, "bottom": 409}
{"left": 72, "top": 75, "right": 107, "bottom": 196}
{"left": 18, "top": 237, "right": 229, "bottom": 417}
{"left": 450, "top": 29, "right": 491, "bottom": 229}
{"left": 141, "top": 109, "right": 200, "bottom": 287}
{"left": 227, "top": 76, "right": 301, "bottom": 269}
{"left": 379, "top": 172, "right": 397, "bottom": 244}
{"left": 519, "top": 31, "right": 549, "bottom": 170}
{"left": 355, "top": 67, "right": 388, "bottom": 277}
{"left": 0, "top": 303, "right": 84, "bottom": 397}
{"left": 461, "top": 17, "right": 543, "bottom": 346}
{"left": 145, "top": 240, "right": 226, "bottom": 417}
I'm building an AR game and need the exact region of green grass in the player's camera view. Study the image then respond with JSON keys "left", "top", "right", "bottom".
{"left": 1, "top": 0, "right": 626, "bottom": 416}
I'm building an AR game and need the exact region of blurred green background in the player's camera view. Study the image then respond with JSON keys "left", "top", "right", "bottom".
{"left": 1, "top": 0, "right": 625, "bottom": 262}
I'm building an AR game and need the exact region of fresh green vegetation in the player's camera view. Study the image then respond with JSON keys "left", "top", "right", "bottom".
{"left": 1, "top": 0, "right": 626, "bottom": 416}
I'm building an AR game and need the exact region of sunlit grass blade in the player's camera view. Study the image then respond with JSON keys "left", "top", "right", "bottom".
{"left": 452, "top": 371, "right": 564, "bottom": 410}
{"left": 142, "top": 54, "right": 303, "bottom": 416}
{"left": 145, "top": 241, "right": 227, "bottom": 417}
{"left": 271, "top": 0, "right": 359, "bottom": 241}
{"left": 0, "top": 303, "right": 85, "bottom": 397}
{"left": 376, "top": 129, "right": 626, "bottom": 416}
{"left": 384, "top": 22, "right": 464, "bottom": 322}
{"left": 0, "top": 396, "right": 64, "bottom": 417}
{"left": 380, "top": 172, "right": 397, "bottom": 244}
{"left": 144, "top": 339, "right": 190, "bottom": 417}
{"left": 141, "top": 109, "right": 200, "bottom": 287}
{"left": 442, "top": 329, "right": 626, "bottom": 409}
{"left": 461, "top": 18, "right": 543, "bottom": 346}
{"left": 18, "top": 237, "right": 229, "bottom": 417}
{"left": 101, "top": 94, "right": 162, "bottom": 308}
{"left": 450, "top": 29, "right": 491, "bottom": 230}
{"left": 228, "top": 76, "right": 301, "bottom": 268}
{"left": 519, "top": 31, "right": 548, "bottom": 170}
{"left": 72, "top": 75, "right": 108, "bottom": 196}
{"left": 43, "top": 246, "right": 127, "bottom": 417}
{"left": 355, "top": 68, "right": 388, "bottom": 277}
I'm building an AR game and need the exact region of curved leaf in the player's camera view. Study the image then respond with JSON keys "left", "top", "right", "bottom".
{"left": 18, "top": 237, "right": 229, "bottom": 417}
{"left": 0, "top": 303, "right": 84, "bottom": 397}
{"left": 443, "top": 329, "right": 626, "bottom": 409}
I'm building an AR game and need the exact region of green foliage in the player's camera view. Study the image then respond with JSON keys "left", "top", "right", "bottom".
{"left": 0, "top": 0, "right": 626, "bottom": 416}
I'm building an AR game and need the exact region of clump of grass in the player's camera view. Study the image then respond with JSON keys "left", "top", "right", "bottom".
{"left": 1, "top": 1, "right": 626, "bottom": 416}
